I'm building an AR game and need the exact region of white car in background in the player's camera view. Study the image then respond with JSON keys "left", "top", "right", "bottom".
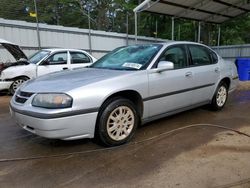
{"left": 0, "top": 39, "right": 96, "bottom": 94}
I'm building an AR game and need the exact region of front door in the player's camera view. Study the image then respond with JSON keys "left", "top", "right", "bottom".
{"left": 37, "top": 51, "right": 69, "bottom": 76}
{"left": 147, "top": 45, "right": 194, "bottom": 118}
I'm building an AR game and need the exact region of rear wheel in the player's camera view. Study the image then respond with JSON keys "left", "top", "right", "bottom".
{"left": 210, "top": 82, "right": 228, "bottom": 111}
{"left": 96, "top": 98, "right": 139, "bottom": 147}
{"left": 10, "top": 77, "right": 28, "bottom": 95}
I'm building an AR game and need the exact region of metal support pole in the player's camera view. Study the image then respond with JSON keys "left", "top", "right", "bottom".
{"left": 171, "top": 17, "right": 174, "bottom": 40}
{"left": 88, "top": 8, "right": 92, "bottom": 54}
{"left": 155, "top": 19, "right": 158, "bottom": 41}
{"left": 217, "top": 25, "right": 221, "bottom": 46}
{"left": 135, "top": 12, "right": 138, "bottom": 44}
{"left": 126, "top": 12, "right": 129, "bottom": 46}
{"left": 178, "top": 24, "right": 181, "bottom": 40}
{"left": 33, "top": 0, "right": 41, "bottom": 50}
{"left": 198, "top": 21, "right": 201, "bottom": 43}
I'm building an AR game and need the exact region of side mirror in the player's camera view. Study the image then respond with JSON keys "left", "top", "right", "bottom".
{"left": 155, "top": 61, "right": 174, "bottom": 72}
{"left": 41, "top": 60, "right": 50, "bottom": 66}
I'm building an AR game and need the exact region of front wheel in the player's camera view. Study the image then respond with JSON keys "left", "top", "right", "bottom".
{"left": 10, "top": 77, "right": 28, "bottom": 95}
{"left": 210, "top": 82, "right": 228, "bottom": 111}
{"left": 96, "top": 98, "right": 139, "bottom": 147}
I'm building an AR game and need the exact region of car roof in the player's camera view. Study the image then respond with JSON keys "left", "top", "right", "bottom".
{"left": 143, "top": 41, "right": 216, "bottom": 52}
{"left": 157, "top": 41, "right": 209, "bottom": 47}
{"left": 42, "top": 48, "right": 88, "bottom": 53}
{"left": 120, "top": 41, "right": 211, "bottom": 48}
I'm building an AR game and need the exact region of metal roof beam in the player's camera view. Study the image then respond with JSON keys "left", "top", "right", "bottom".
{"left": 144, "top": 10, "right": 219, "bottom": 24}
{"left": 175, "top": 0, "right": 211, "bottom": 18}
{"left": 158, "top": 0, "right": 234, "bottom": 19}
{"left": 134, "top": 0, "right": 159, "bottom": 13}
{"left": 212, "top": 0, "right": 249, "bottom": 12}
{"left": 204, "top": 0, "right": 248, "bottom": 22}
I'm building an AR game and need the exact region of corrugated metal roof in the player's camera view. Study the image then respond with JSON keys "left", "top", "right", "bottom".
{"left": 134, "top": 0, "right": 250, "bottom": 23}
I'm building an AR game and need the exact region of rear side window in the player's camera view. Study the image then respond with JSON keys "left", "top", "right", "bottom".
{"left": 70, "top": 52, "right": 91, "bottom": 64}
{"left": 188, "top": 45, "right": 213, "bottom": 66}
{"left": 209, "top": 50, "right": 218, "bottom": 64}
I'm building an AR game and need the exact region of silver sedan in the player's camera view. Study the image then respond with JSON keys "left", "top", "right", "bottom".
{"left": 10, "top": 41, "right": 239, "bottom": 146}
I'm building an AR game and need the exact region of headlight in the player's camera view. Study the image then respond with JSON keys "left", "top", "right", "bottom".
{"left": 32, "top": 93, "right": 73, "bottom": 109}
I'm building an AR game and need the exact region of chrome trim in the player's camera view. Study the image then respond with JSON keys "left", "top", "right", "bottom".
{"left": 143, "top": 83, "right": 215, "bottom": 101}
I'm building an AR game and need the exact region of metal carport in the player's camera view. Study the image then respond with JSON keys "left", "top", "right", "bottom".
{"left": 133, "top": 0, "right": 250, "bottom": 44}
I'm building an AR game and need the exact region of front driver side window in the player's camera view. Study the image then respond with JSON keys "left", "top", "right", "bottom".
{"left": 46, "top": 52, "right": 67, "bottom": 65}
{"left": 159, "top": 46, "right": 188, "bottom": 69}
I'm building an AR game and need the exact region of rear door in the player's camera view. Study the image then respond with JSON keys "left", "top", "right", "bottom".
{"left": 37, "top": 51, "right": 69, "bottom": 76}
{"left": 69, "top": 51, "right": 93, "bottom": 69}
{"left": 187, "top": 44, "right": 220, "bottom": 104}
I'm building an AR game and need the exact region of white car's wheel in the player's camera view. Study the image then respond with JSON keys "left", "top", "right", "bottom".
{"left": 96, "top": 98, "right": 139, "bottom": 146}
{"left": 10, "top": 77, "right": 28, "bottom": 95}
{"left": 210, "top": 82, "right": 228, "bottom": 111}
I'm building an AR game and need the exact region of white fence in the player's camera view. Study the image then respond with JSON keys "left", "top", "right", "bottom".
{"left": 0, "top": 18, "right": 166, "bottom": 62}
{"left": 212, "top": 44, "right": 250, "bottom": 62}
{"left": 1, "top": 18, "right": 250, "bottom": 63}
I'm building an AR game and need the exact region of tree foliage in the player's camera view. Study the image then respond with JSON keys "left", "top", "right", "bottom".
{"left": 0, "top": 0, "right": 250, "bottom": 46}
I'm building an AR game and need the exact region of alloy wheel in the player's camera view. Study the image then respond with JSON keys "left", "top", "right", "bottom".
{"left": 106, "top": 106, "right": 135, "bottom": 141}
{"left": 216, "top": 85, "right": 227, "bottom": 107}
{"left": 12, "top": 79, "right": 26, "bottom": 91}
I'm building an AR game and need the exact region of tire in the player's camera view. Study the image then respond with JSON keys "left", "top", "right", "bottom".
{"left": 210, "top": 82, "right": 228, "bottom": 111}
{"left": 96, "top": 98, "right": 139, "bottom": 147}
{"left": 10, "top": 77, "right": 28, "bottom": 95}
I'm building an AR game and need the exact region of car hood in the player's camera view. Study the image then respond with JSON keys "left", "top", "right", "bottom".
{"left": 21, "top": 68, "right": 132, "bottom": 93}
{"left": 0, "top": 39, "right": 28, "bottom": 72}
{"left": 0, "top": 39, "right": 27, "bottom": 60}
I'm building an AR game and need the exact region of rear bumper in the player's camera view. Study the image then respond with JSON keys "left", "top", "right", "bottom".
{"left": 229, "top": 77, "right": 239, "bottom": 93}
{"left": 0, "top": 80, "right": 12, "bottom": 91}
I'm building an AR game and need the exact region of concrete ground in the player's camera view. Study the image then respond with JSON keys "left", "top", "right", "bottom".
{"left": 0, "top": 82, "right": 250, "bottom": 188}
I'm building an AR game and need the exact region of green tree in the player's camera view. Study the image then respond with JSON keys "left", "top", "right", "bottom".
{"left": 1, "top": 0, "right": 250, "bottom": 45}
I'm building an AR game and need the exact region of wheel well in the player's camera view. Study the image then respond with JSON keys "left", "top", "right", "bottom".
{"left": 13, "top": 76, "right": 30, "bottom": 81}
{"left": 7, "top": 76, "right": 30, "bottom": 82}
{"left": 220, "top": 77, "right": 230, "bottom": 89}
{"left": 101, "top": 90, "right": 144, "bottom": 117}
{"left": 94, "top": 90, "right": 143, "bottom": 139}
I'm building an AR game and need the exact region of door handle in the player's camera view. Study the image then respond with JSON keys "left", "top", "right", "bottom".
{"left": 185, "top": 72, "right": 193, "bottom": 77}
{"left": 215, "top": 67, "right": 220, "bottom": 73}
{"left": 62, "top": 67, "right": 68, "bottom": 70}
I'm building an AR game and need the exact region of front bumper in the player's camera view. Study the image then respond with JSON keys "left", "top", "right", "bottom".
{"left": 10, "top": 103, "right": 98, "bottom": 140}
{"left": 0, "top": 80, "right": 13, "bottom": 91}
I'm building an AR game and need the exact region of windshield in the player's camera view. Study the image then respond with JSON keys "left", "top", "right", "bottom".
{"left": 28, "top": 50, "right": 50, "bottom": 64}
{"left": 90, "top": 44, "right": 163, "bottom": 70}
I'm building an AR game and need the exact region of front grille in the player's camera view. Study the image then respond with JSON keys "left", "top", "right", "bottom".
{"left": 15, "top": 91, "right": 34, "bottom": 104}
